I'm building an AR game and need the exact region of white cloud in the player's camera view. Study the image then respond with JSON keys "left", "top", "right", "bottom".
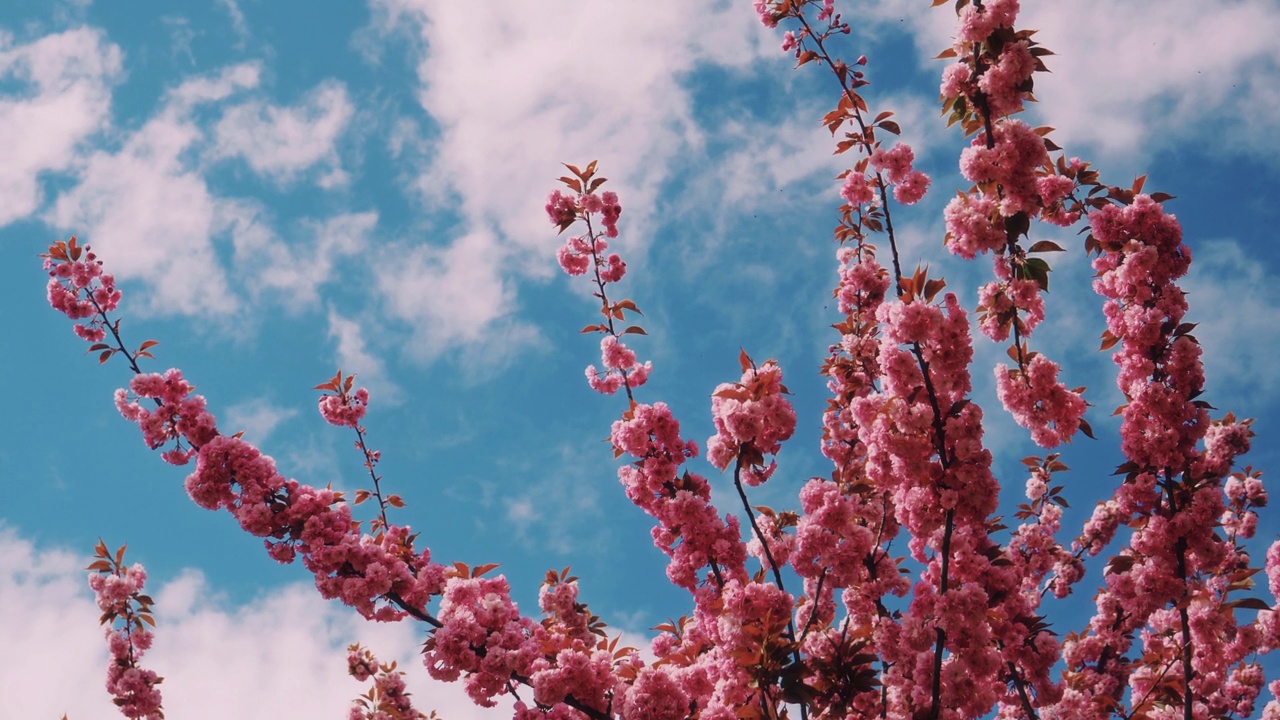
{"left": 167, "top": 61, "right": 261, "bottom": 109}
{"left": 0, "top": 527, "right": 505, "bottom": 720}
{"left": 212, "top": 80, "right": 354, "bottom": 187}
{"left": 44, "top": 65, "right": 260, "bottom": 316}
{"left": 234, "top": 210, "right": 377, "bottom": 310}
{"left": 45, "top": 60, "right": 363, "bottom": 320}
{"left": 501, "top": 444, "right": 608, "bottom": 555}
{"left": 1024, "top": 0, "right": 1280, "bottom": 162}
{"left": 858, "top": 0, "right": 1280, "bottom": 166}
{"left": 222, "top": 398, "right": 299, "bottom": 445}
{"left": 359, "top": 0, "right": 771, "bottom": 362}
{"left": 0, "top": 27, "right": 121, "bottom": 227}
{"left": 374, "top": 228, "right": 543, "bottom": 365}
{"left": 1181, "top": 238, "right": 1280, "bottom": 413}
{"left": 327, "top": 307, "right": 404, "bottom": 405}
{"left": 217, "top": 0, "right": 251, "bottom": 46}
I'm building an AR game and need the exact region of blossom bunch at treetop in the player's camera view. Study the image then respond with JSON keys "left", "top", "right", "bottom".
{"left": 39, "top": 0, "right": 1280, "bottom": 719}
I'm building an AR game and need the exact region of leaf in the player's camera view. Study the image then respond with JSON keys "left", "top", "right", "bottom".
{"left": 623, "top": 325, "right": 648, "bottom": 335}
{"left": 739, "top": 347, "right": 753, "bottom": 373}
{"left": 615, "top": 299, "right": 641, "bottom": 314}
{"left": 387, "top": 494, "right": 406, "bottom": 508}
{"left": 1228, "top": 597, "right": 1272, "bottom": 611}
{"left": 1027, "top": 240, "right": 1065, "bottom": 253}
{"left": 877, "top": 120, "right": 901, "bottom": 135}
{"left": 472, "top": 563, "right": 501, "bottom": 578}
{"left": 1079, "top": 418, "right": 1096, "bottom": 440}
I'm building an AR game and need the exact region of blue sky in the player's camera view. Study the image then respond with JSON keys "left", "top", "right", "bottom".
{"left": 2, "top": 0, "right": 1280, "bottom": 717}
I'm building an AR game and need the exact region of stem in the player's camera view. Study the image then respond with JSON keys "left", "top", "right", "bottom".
{"left": 797, "top": 571, "right": 827, "bottom": 645}
{"left": 734, "top": 458, "right": 788, "bottom": 593}
{"left": 1007, "top": 658, "right": 1038, "bottom": 720}
{"left": 582, "top": 213, "right": 636, "bottom": 405}
{"left": 353, "top": 424, "right": 391, "bottom": 529}
{"left": 794, "top": 13, "right": 905, "bottom": 293}
{"left": 928, "top": 508, "right": 955, "bottom": 720}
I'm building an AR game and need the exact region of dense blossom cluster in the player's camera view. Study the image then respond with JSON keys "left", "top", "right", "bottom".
{"left": 89, "top": 544, "right": 164, "bottom": 720}
{"left": 43, "top": 236, "right": 121, "bottom": 343}
{"left": 45, "top": 0, "right": 1280, "bottom": 719}
{"left": 547, "top": 182, "right": 650, "bottom": 398}
{"left": 706, "top": 360, "right": 797, "bottom": 486}
{"left": 587, "top": 335, "right": 651, "bottom": 396}
{"left": 348, "top": 644, "right": 428, "bottom": 720}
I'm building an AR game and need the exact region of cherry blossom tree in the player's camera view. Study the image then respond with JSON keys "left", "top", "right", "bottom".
{"left": 42, "top": 1, "right": 1279, "bottom": 719}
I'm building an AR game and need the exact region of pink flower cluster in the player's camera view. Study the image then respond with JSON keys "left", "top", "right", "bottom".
{"left": 610, "top": 402, "right": 748, "bottom": 593}
{"left": 994, "top": 355, "right": 1086, "bottom": 448}
{"left": 945, "top": 0, "right": 1028, "bottom": 117}
{"left": 89, "top": 555, "right": 163, "bottom": 720}
{"left": 556, "top": 234, "right": 625, "bottom": 282}
{"left": 43, "top": 237, "right": 121, "bottom": 343}
{"left": 1091, "top": 195, "right": 1199, "bottom": 467}
{"left": 548, "top": 189, "right": 622, "bottom": 241}
{"left": 975, "top": 276, "right": 1043, "bottom": 342}
{"left": 586, "top": 335, "right": 651, "bottom": 396}
{"left": 706, "top": 360, "right": 796, "bottom": 486}
{"left": 870, "top": 143, "right": 930, "bottom": 205}
{"left": 1049, "top": 193, "right": 1270, "bottom": 717}
{"left": 115, "top": 370, "right": 218, "bottom": 465}
{"left": 320, "top": 387, "right": 369, "bottom": 428}
{"left": 425, "top": 575, "right": 540, "bottom": 705}
{"left": 943, "top": 192, "right": 1005, "bottom": 260}
{"left": 838, "top": 172, "right": 876, "bottom": 206}
{"left": 958, "top": 121, "right": 1048, "bottom": 217}
{"left": 347, "top": 644, "right": 427, "bottom": 720}
{"left": 113, "top": 368, "right": 448, "bottom": 622}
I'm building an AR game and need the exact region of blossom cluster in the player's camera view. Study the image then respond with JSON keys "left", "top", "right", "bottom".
{"left": 347, "top": 644, "right": 428, "bottom": 720}
{"left": 706, "top": 359, "right": 797, "bottom": 486}
{"left": 43, "top": 0, "right": 1280, "bottom": 715}
{"left": 586, "top": 335, "right": 651, "bottom": 396}
{"left": 88, "top": 543, "right": 164, "bottom": 720}
{"left": 42, "top": 236, "right": 121, "bottom": 343}
{"left": 936, "top": 0, "right": 1088, "bottom": 449}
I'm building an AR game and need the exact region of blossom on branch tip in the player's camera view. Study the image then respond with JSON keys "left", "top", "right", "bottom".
{"left": 707, "top": 360, "right": 796, "bottom": 484}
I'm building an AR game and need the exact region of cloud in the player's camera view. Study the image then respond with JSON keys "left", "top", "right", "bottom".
{"left": 0, "top": 527, "right": 505, "bottom": 720}
{"left": 1023, "top": 0, "right": 1280, "bottom": 162}
{"left": 358, "top": 0, "right": 772, "bottom": 363}
{"left": 46, "top": 60, "right": 363, "bottom": 320}
{"left": 327, "top": 306, "right": 404, "bottom": 404}
{"left": 211, "top": 80, "right": 354, "bottom": 187}
{"left": 216, "top": 0, "right": 251, "bottom": 46}
{"left": 44, "top": 64, "right": 261, "bottom": 316}
{"left": 856, "top": 0, "right": 1280, "bottom": 166}
{"left": 1181, "top": 238, "right": 1280, "bottom": 413}
{"left": 373, "top": 228, "right": 543, "bottom": 367}
{"left": 0, "top": 27, "right": 122, "bottom": 227}
{"left": 501, "top": 444, "right": 609, "bottom": 555}
{"left": 234, "top": 210, "right": 377, "bottom": 310}
{"left": 222, "top": 398, "right": 300, "bottom": 445}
